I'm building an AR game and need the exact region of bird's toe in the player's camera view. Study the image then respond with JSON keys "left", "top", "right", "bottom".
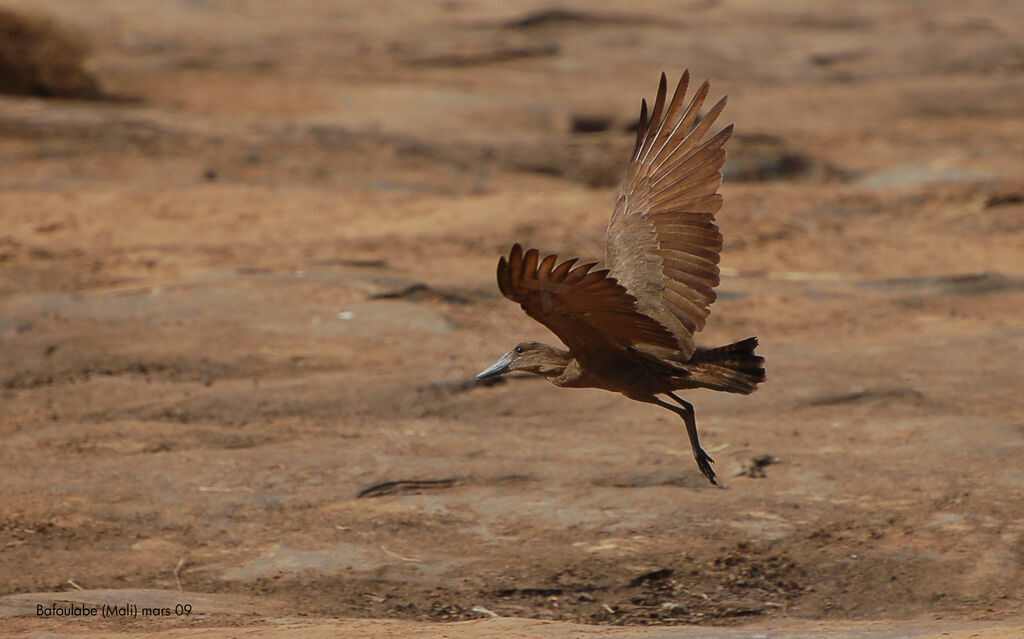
{"left": 694, "top": 449, "right": 717, "bottom": 485}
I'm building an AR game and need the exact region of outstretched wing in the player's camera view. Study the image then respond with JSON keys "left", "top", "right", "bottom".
{"left": 497, "top": 243, "right": 677, "bottom": 353}
{"left": 606, "top": 71, "right": 733, "bottom": 359}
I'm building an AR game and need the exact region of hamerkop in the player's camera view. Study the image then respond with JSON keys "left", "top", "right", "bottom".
{"left": 476, "top": 72, "right": 765, "bottom": 485}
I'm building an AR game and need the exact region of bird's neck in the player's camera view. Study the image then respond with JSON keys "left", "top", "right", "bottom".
{"left": 529, "top": 348, "right": 573, "bottom": 381}
{"left": 547, "top": 356, "right": 588, "bottom": 388}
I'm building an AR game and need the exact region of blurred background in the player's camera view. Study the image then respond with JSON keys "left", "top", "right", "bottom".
{"left": 1, "top": 1, "right": 1022, "bottom": 635}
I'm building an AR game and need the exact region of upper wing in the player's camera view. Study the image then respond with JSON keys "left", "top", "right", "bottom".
{"left": 606, "top": 71, "right": 733, "bottom": 359}
{"left": 497, "top": 243, "right": 678, "bottom": 353}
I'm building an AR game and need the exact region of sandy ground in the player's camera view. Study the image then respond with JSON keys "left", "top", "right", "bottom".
{"left": 1, "top": 0, "right": 1023, "bottom": 636}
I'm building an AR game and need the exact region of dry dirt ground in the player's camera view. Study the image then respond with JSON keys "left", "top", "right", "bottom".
{"left": 1, "top": 1, "right": 1023, "bottom": 637}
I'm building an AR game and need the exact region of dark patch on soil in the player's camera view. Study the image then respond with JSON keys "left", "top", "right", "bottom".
{"left": 371, "top": 283, "right": 472, "bottom": 305}
{"left": 802, "top": 386, "right": 925, "bottom": 407}
{"left": 406, "top": 43, "right": 560, "bottom": 68}
{"left": 725, "top": 134, "right": 848, "bottom": 182}
{"left": 356, "top": 478, "right": 459, "bottom": 499}
{"left": 0, "top": 8, "right": 113, "bottom": 100}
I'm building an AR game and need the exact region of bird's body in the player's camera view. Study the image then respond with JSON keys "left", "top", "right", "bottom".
{"left": 477, "top": 72, "right": 766, "bottom": 485}
{"left": 498, "top": 342, "right": 670, "bottom": 392}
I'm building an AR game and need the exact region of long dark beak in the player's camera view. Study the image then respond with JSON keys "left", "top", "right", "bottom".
{"left": 475, "top": 352, "right": 513, "bottom": 381}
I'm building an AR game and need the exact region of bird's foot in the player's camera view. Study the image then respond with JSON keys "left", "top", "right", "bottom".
{"left": 694, "top": 448, "right": 717, "bottom": 486}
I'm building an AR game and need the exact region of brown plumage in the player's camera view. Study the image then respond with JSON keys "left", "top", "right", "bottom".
{"left": 477, "top": 72, "right": 765, "bottom": 485}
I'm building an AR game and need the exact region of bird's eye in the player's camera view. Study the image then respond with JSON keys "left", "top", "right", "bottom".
{"left": 514, "top": 346, "right": 524, "bottom": 354}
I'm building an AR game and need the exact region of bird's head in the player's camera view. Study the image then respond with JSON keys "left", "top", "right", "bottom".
{"left": 475, "top": 342, "right": 570, "bottom": 381}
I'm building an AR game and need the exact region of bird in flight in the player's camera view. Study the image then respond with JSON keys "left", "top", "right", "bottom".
{"left": 476, "top": 71, "right": 765, "bottom": 485}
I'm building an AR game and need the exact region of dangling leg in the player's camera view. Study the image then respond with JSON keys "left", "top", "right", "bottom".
{"left": 647, "top": 393, "right": 717, "bottom": 486}
{"left": 665, "top": 392, "right": 717, "bottom": 485}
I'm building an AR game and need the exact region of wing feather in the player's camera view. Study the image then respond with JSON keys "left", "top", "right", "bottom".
{"left": 537, "top": 254, "right": 557, "bottom": 279}
{"left": 496, "top": 244, "right": 677, "bottom": 353}
{"left": 656, "top": 245, "right": 721, "bottom": 265}
{"left": 606, "top": 72, "right": 733, "bottom": 358}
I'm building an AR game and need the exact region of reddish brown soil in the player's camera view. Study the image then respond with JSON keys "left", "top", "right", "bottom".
{"left": 1, "top": 1, "right": 1023, "bottom": 637}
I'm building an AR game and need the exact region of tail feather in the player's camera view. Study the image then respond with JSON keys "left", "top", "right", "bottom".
{"left": 685, "top": 336, "right": 766, "bottom": 394}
